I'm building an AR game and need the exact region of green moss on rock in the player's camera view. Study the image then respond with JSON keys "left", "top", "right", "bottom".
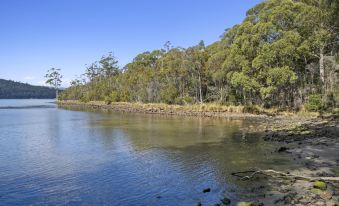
{"left": 236, "top": 202, "right": 253, "bottom": 206}
{"left": 313, "top": 180, "right": 327, "bottom": 190}
{"left": 311, "top": 188, "right": 323, "bottom": 195}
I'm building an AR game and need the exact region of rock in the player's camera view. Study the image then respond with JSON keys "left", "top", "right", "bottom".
{"left": 320, "top": 191, "right": 333, "bottom": 200}
{"left": 196, "top": 201, "right": 202, "bottom": 206}
{"left": 314, "top": 180, "right": 327, "bottom": 190}
{"left": 331, "top": 168, "right": 339, "bottom": 175}
{"left": 315, "top": 201, "right": 325, "bottom": 206}
{"left": 277, "top": 146, "right": 289, "bottom": 153}
{"left": 203, "top": 188, "right": 211, "bottom": 193}
{"left": 312, "top": 188, "right": 324, "bottom": 195}
{"left": 236, "top": 202, "right": 253, "bottom": 206}
{"left": 326, "top": 199, "right": 339, "bottom": 206}
{"left": 220, "top": 197, "right": 231, "bottom": 205}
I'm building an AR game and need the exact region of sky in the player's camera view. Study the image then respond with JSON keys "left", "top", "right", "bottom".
{"left": 0, "top": 0, "right": 263, "bottom": 87}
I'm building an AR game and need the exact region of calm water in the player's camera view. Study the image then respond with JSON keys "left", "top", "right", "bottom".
{"left": 0, "top": 99, "right": 293, "bottom": 206}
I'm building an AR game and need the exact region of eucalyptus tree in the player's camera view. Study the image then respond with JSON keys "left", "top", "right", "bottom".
{"left": 58, "top": 0, "right": 338, "bottom": 111}
{"left": 99, "top": 52, "right": 120, "bottom": 78}
{"left": 45, "top": 68, "right": 63, "bottom": 99}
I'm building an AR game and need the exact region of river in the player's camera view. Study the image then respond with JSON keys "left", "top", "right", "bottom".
{"left": 0, "top": 99, "right": 294, "bottom": 205}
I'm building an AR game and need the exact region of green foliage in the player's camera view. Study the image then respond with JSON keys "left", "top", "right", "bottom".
{"left": 104, "top": 91, "right": 120, "bottom": 104}
{"left": 160, "top": 84, "right": 179, "bottom": 104}
{"left": 0, "top": 79, "right": 57, "bottom": 99}
{"left": 305, "top": 94, "right": 325, "bottom": 112}
{"left": 59, "top": 0, "right": 338, "bottom": 111}
{"left": 45, "top": 68, "right": 63, "bottom": 98}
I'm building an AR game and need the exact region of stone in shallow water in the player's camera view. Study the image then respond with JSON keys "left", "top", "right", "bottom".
{"left": 236, "top": 202, "right": 253, "bottom": 206}
{"left": 220, "top": 197, "right": 231, "bottom": 205}
{"left": 203, "top": 188, "right": 211, "bottom": 193}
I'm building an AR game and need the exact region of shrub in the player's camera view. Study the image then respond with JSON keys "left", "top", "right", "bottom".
{"left": 305, "top": 94, "right": 325, "bottom": 112}
{"left": 243, "top": 104, "right": 260, "bottom": 114}
{"left": 160, "top": 84, "right": 178, "bottom": 104}
{"left": 182, "top": 95, "right": 193, "bottom": 105}
{"left": 104, "top": 91, "right": 120, "bottom": 104}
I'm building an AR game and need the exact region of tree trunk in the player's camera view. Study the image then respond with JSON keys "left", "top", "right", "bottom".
{"left": 198, "top": 73, "right": 202, "bottom": 104}
{"left": 319, "top": 47, "right": 325, "bottom": 94}
{"left": 220, "top": 85, "right": 223, "bottom": 102}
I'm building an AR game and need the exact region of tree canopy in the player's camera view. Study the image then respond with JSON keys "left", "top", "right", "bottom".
{"left": 0, "top": 79, "right": 56, "bottom": 99}
{"left": 60, "top": 0, "right": 339, "bottom": 111}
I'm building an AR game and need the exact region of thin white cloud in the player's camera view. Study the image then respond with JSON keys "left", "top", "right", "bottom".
{"left": 23, "top": 76, "right": 35, "bottom": 81}
{"left": 37, "top": 80, "right": 48, "bottom": 86}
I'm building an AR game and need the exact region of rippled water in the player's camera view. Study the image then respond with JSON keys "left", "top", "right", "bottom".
{"left": 0, "top": 99, "right": 293, "bottom": 205}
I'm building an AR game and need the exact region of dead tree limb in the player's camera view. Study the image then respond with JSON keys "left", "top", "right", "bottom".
{"left": 232, "top": 169, "right": 339, "bottom": 182}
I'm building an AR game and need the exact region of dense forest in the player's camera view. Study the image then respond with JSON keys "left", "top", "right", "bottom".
{"left": 0, "top": 79, "right": 56, "bottom": 99}
{"left": 60, "top": 0, "right": 339, "bottom": 112}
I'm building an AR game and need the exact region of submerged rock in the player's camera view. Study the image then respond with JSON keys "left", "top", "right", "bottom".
{"left": 203, "top": 188, "right": 211, "bottom": 193}
{"left": 220, "top": 197, "right": 231, "bottom": 205}
{"left": 277, "top": 146, "right": 289, "bottom": 153}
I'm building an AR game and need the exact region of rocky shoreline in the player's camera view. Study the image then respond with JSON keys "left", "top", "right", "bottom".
{"left": 253, "top": 116, "right": 339, "bottom": 206}
{"left": 57, "top": 100, "right": 271, "bottom": 118}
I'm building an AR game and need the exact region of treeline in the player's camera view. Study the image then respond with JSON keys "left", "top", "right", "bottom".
{"left": 60, "top": 0, "right": 339, "bottom": 111}
{"left": 0, "top": 79, "right": 56, "bottom": 99}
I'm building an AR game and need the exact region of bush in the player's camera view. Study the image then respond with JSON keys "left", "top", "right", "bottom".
{"left": 104, "top": 91, "right": 120, "bottom": 104}
{"left": 160, "top": 85, "right": 178, "bottom": 104}
{"left": 182, "top": 95, "right": 193, "bottom": 105}
{"left": 305, "top": 94, "right": 325, "bottom": 112}
{"left": 226, "top": 94, "right": 237, "bottom": 105}
{"left": 243, "top": 104, "right": 260, "bottom": 114}
{"left": 325, "top": 93, "right": 336, "bottom": 109}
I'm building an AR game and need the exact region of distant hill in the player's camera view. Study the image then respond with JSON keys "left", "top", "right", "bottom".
{"left": 0, "top": 79, "right": 56, "bottom": 99}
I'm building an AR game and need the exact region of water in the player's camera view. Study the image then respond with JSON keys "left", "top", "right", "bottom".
{"left": 0, "top": 99, "right": 293, "bottom": 205}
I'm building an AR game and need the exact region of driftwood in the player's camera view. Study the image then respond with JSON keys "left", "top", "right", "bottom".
{"left": 232, "top": 169, "right": 339, "bottom": 182}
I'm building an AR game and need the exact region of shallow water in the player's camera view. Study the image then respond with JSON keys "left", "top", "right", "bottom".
{"left": 0, "top": 99, "right": 294, "bottom": 205}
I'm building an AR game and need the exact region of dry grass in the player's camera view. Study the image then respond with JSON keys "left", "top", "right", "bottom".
{"left": 58, "top": 100, "right": 320, "bottom": 117}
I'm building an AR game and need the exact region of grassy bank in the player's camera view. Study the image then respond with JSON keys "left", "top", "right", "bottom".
{"left": 58, "top": 100, "right": 319, "bottom": 118}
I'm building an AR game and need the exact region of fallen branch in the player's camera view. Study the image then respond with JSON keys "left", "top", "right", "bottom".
{"left": 232, "top": 169, "right": 339, "bottom": 182}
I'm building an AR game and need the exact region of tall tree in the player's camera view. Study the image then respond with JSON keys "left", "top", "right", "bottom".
{"left": 45, "top": 68, "right": 63, "bottom": 99}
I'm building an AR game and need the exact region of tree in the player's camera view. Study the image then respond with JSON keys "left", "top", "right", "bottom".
{"left": 99, "top": 52, "right": 120, "bottom": 78}
{"left": 45, "top": 68, "right": 63, "bottom": 99}
{"left": 59, "top": 0, "right": 338, "bottom": 111}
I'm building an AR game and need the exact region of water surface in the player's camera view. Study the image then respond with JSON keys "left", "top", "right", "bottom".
{"left": 0, "top": 99, "right": 293, "bottom": 205}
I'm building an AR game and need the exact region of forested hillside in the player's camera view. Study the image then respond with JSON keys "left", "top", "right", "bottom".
{"left": 60, "top": 0, "right": 339, "bottom": 112}
{"left": 0, "top": 79, "right": 56, "bottom": 99}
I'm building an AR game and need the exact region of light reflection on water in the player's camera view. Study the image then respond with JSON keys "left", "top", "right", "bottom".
{"left": 0, "top": 100, "right": 293, "bottom": 205}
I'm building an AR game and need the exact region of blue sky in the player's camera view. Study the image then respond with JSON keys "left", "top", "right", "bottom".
{"left": 0, "top": 0, "right": 262, "bottom": 86}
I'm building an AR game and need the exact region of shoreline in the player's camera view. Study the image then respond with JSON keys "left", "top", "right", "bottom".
{"left": 57, "top": 100, "right": 318, "bottom": 120}
{"left": 254, "top": 116, "right": 339, "bottom": 205}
